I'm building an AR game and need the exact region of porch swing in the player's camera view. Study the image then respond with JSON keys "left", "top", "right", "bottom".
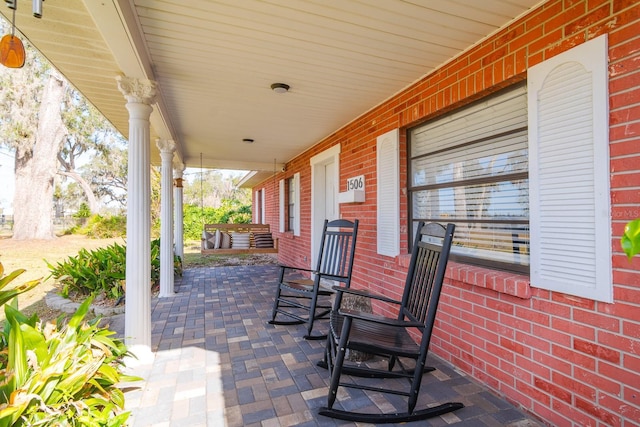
{"left": 199, "top": 155, "right": 278, "bottom": 255}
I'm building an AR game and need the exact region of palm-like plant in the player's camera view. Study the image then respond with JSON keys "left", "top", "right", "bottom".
{"left": 0, "top": 263, "right": 139, "bottom": 426}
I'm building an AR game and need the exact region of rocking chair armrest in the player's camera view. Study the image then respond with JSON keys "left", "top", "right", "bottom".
{"left": 332, "top": 286, "right": 401, "bottom": 305}
{"left": 338, "top": 308, "right": 423, "bottom": 328}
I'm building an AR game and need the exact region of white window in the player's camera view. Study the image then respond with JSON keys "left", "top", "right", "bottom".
{"left": 408, "top": 84, "right": 529, "bottom": 273}
{"left": 528, "top": 34, "right": 611, "bottom": 302}
{"left": 279, "top": 173, "right": 300, "bottom": 236}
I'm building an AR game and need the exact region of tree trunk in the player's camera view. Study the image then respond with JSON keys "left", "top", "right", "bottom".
{"left": 12, "top": 73, "right": 67, "bottom": 240}
{"left": 57, "top": 170, "right": 100, "bottom": 213}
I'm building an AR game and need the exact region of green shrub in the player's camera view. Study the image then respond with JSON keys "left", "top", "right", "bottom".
{"left": 73, "top": 214, "right": 127, "bottom": 239}
{"left": 182, "top": 202, "right": 251, "bottom": 241}
{"left": 183, "top": 204, "right": 219, "bottom": 241}
{"left": 0, "top": 263, "right": 137, "bottom": 426}
{"left": 48, "top": 239, "right": 182, "bottom": 300}
{"left": 74, "top": 202, "right": 92, "bottom": 218}
{"left": 47, "top": 242, "right": 127, "bottom": 300}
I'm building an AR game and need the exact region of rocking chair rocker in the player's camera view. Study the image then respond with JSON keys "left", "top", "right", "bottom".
{"left": 319, "top": 222, "right": 463, "bottom": 423}
{"left": 269, "top": 218, "right": 358, "bottom": 339}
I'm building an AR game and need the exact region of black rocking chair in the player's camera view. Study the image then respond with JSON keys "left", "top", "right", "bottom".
{"left": 319, "top": 222, "right": 463, "bottom": 423}
{"left": 269, "top": 218, "right": 358, "bottom": 339}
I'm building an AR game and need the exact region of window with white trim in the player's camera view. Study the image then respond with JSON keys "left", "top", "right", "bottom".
{"left": 408, "top": 84, "right": 529, "bottom": 273}
{"left": 407, "top": 36, "right": 611, "bottom": 302}
{"left": 279, "top": 173, "right": 300, "bottom": 236}
{"left": 288, "top": 176, "right": 296, "bottom": 232}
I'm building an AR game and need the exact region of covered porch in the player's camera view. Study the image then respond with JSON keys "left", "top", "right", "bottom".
{"left": 115, "top": 264, "right": 543, "bottom": 426}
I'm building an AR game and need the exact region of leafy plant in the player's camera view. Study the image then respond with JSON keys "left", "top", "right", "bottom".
{"left": 46, "top": 242, "right": 127, "bottom": 300}
{"left": 0, "top": 265, "right": 40, "bottom": 308}
{"left": 621, "top": 218, "right": 640, "bottom": 260}
{"left": 150, "top": 238, "right": 183, "bottom": 283}
{"left": 48, "top": 239, "right": 182, "bottom": 300}
{"left": 0, "top": 262, "right": 139, "bottom": 426}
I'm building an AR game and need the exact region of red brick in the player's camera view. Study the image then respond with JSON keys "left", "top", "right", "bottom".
{"left": 574, "top": 365, "right": 621, "bottom": 395}
{"left": 623, "top": 320, "right": 640, "bottom": 339}
{"left": 552, "top": 371, "right": 595, "bottom": 399}
{"left": 524, "top": 1, "right": 563, "bottom": 29}
{"left": 608, "top": 17, "right": 640, "bottom": 47}
{"left": 611, "top": 172, "right": 640, "bottom": 191}
{"left": 516, "top": 331, "right": 551, "bottom": 353}
{"left": 500, "top": 337, "right": 530, "bottom": 357}
{"left": 551, "top": 398, "right": 597, "bottom": 426}
{"left": 552, "top": 317, "right": 595, "bottom": 340}
{"left": 533, "top": 401, "right": 574, "bottom": 427}
{"left": 574, "top": 338, "right": 620, "bottom": 363}
{"left": 515, "top": 354, "right": 550, "bottom": 380}
{"left": 573, "top": 308, "right": 620, "bottom": 332}
{"left": 599, "top": 361, "right": 640, "bottom": 388}
{"left": 566, "top": 3, "right": 609, "bottom": 34}
{"left": 553, "top": 343, "right": 596, "bottom": 370}
{"left": 534, "top": 377, "right": 572, "bottom": 403}
{"left": 599, "top": 300, "right": 640, "bottom": 322}
{"left": 598, "top": 330, "right": 640, "bottom": 354}
{"left": 575, "top": 396, "right": 621, "bottom": 426}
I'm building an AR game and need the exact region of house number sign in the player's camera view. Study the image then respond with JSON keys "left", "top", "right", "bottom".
{"left": 346, "top": 175, "right": 365, "bottom": 192}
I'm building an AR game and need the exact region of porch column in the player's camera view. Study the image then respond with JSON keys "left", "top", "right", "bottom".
{"left": 173, "top": 161, "right": 185, "bottom": 260}
{"left": 116, "top": 76, "right": 157, "bottom": 359}
{"left": 157, "top": 139, "right": 176, "bottom": 298}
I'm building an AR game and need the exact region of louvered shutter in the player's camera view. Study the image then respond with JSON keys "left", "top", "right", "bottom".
{"left": 293, "top": 172, "right": 301, "bottom": 236}
{"left": 261, "top": 190, "right": 266, "bottom": 225}
{"left": 279, "top": 179, "right": 285, "bottom": 232}
{"left": 377, "top": 129, "right": 400, "bottom": 257}
{"left": 528, "top": 35, "right": 611, "bottom": 302}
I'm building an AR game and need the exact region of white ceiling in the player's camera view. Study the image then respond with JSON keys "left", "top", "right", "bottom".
{"left": 1, "top": 0, "right": 542, "bottom": 184}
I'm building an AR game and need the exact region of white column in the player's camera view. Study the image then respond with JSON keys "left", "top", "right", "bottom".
{"left": 116, "top": 76, "right": 157, "bottom": 361}
{"left": 157, "top": 139, "right": 176, "bottom": 298}
{"left": 173, "top": 161, "right": 185, "bottom": 260}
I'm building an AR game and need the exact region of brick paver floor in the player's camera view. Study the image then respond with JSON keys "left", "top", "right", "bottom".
{"left": 118, "top": 265, "right": 544, "bottom": 427}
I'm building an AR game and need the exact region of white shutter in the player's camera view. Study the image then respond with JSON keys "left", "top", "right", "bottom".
{"left": 279, "top": 180, "right": 285, "bottom": 232}
{"left": 293, "top": 172, "right": 301, "bottom": 236}
{"left": 528, "top": 34, "right": 611, "bottom": 302}
{"left": 261, "top": 189, "right": 266, "bottom": 225}
{"left": 377, "top": 129, "right": 400, "bottom": 257}
{"left": 254, "top": 191, "right": 259, "bottom": 223}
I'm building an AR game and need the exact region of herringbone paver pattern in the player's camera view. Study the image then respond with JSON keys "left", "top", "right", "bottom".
{"left": 119, "top": 265, "right": 543, "bottom": 427}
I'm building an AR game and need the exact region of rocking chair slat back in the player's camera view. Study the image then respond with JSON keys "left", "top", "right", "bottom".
{"left": 317, "top": 220, "right": 357, "bottom": 279}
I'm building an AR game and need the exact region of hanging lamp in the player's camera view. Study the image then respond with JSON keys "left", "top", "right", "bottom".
{"left": 0, "top": 6, "right": 25, "bottom": 68}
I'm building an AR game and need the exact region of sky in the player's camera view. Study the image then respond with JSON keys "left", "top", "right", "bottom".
{"left": 0, "top": 147, "right": 14, "bottom": 215}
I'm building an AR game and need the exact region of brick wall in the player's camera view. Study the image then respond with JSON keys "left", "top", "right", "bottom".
{"left": 254, "top": 1, "right": 640, "bottom": 425}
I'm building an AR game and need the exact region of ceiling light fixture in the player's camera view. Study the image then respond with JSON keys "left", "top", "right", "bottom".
{"left": 270, "top": 83, "right": 290, "bottom": 94}
{"left": 242, "top": 138, "right": 254, "bottom": 143}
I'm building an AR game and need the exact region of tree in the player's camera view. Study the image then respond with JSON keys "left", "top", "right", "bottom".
{"left": 57, "top": 91, "right": 123, "bottom": 214}
{"left": 83, "top": 144, "right": 128, "bottom": 210}
{"left": 6, "top": 70, "right": 67, "bottom": 240}
{"left": 0, "top": 19, "right": 127, "bottom": 237}
{"left": 183, "top": 169, "right": 251, "bottom": 208}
